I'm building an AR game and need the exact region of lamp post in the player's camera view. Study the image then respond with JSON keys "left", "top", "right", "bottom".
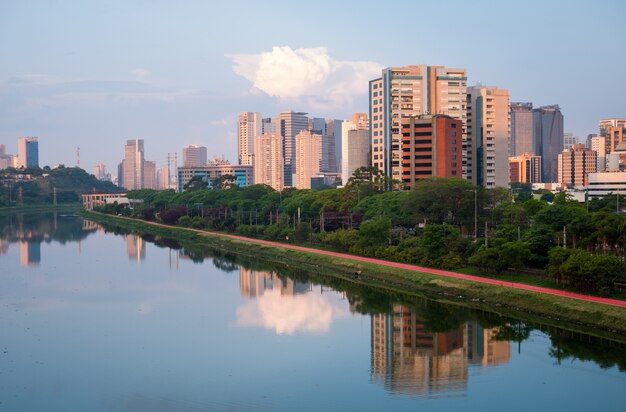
{"left": 465, "top": 189, "right": 478, "bottom": 240}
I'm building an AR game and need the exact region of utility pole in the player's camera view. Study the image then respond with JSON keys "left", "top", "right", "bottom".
{"left": 563, "top": 226, "right": 567, "bottom": 248}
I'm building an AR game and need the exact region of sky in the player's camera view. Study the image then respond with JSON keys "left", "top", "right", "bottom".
{"left": 1, "top": 0, "right": 625, "bottom": 176}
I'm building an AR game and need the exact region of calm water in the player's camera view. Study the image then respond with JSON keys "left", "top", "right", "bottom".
{"left": 1, "top": 212, "right": 626, "bottom": 411}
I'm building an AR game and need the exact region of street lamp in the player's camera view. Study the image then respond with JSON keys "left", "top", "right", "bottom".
{"left": 465, "top": 189, "right": 478, "bottom": 240}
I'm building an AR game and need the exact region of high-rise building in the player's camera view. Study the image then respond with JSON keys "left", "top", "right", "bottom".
{"left": 558, "top": 144, "right": 597, "bottom": 187}
{"left": 156, "top": 166, "right": 169, "bottom": 190}
{"left": 589, "top": 135, "right": 607, "bottom": 172}
{"left": 0, "top": 144, "right": 16, "bottom": 169}
{"left": 342, "top": 113, "right": 370, "bottom": 184}
{"left": 509, "top": 154, "right": 542, "bottom": 184}
{"left": 17, "top": 137, "right": 39, "bottom": 168}
{"left": 369, "top": 65, "right": 467, "bottom": 184}
{"left": 533, "top": 105, "right": 564, "bottom": 183}
{"left": 94, "top": 163, "right": 111, "bottom": 181}
{"left": 144, "top": 160, "right": 156, "bottom": 189}
{"left": 279, "top": 111, "right": 309, "bottom": 187}
{"left": 238, "top": 112, "right": 262, "bottom": 166}
{"left": 563, "top": 132, "right": 578, "bottom": 150}
{"left": 326, "top": 119, "right": 343, "bottom": 173}
{"left": 400, "top": 115, "right": 463, "bottom": 190}
{"left": 294, "top": 130, "right": 322, "bottom": 189}
{"left": 341, "top": 129, "right": 370, "bottom": 186}
{"left": 466, "top": 86, "right": 511, "bottom": 188}
{"left": 510, "top": 103, "right": 533, "bottom": 156}
{"left": 254, "top": 132, "right": 284, "bottom": 191}
{"left": 182, "top": 144, "right": 207, "bottom": 167}
{"left": 119, "top": 139, "right": 155, "bottom": 190}
{"left": 600, "top": 119, "right": 626, "bottom": 154}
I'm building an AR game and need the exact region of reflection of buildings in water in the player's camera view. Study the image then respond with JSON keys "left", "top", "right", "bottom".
{"left": 371, "top": 305, "right": 511, "bottom": 395}
{"left": 82, "top": 220, "right": 101, "bottom": 232}
{"left": 125, "top": 235, "right": 145, "bottom": 262}
{"left": 19, "top": 240, "right": 41, "bottom": 267}
{"left": 239, "top": 268, "right": 310, "bottom": 297}
{"left": 466, "top": 322, "right": 511, "bottom": 367}
{"left": 0, "top": 238, "right": 8, "bottom": 255}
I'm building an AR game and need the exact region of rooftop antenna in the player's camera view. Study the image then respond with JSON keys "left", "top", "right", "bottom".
{"left": 76, "top": 146, "right": 80, "bottom": 168}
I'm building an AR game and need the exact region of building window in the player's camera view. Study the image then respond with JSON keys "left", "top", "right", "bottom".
{"left": 374, "top": 131, "right": 379, "bottom": 136}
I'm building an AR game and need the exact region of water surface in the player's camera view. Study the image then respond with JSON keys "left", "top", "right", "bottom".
{"left": 1, "top": 212, "right": 625, "bottom": 411}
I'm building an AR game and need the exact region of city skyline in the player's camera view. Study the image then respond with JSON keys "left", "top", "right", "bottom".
{"left": 1, "top": 1, "right": 624, "bottom": 174}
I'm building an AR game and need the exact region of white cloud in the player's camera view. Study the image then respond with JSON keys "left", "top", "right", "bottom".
{"left": 227, "top": 46, "right": 382, "bottom": 111}
{"left": 132, "top": 68, "right": 150, "bottom": 82}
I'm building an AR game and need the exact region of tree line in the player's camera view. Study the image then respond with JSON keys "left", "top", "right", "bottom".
{"left": 97, "top": 169, "right": 626, "bottom": 297}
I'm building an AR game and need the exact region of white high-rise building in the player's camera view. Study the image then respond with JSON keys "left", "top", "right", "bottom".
{"left": 279, "top": 111, "right": 309, "bottom": 187}
{"left": 238, "top": 112, "right": 262, "bottom": 166}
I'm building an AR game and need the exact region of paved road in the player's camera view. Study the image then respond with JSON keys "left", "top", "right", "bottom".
{"left": 135, "top": 217, "right": 626, "bottom": 309}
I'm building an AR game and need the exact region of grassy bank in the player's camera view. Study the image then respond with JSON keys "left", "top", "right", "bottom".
{"left": 83, "top": 211, "right": 626, "bottom": 340}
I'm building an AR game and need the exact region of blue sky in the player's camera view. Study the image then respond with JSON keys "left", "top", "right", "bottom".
{"left": 1, "top": 0, "right": 624, "bottom": 175}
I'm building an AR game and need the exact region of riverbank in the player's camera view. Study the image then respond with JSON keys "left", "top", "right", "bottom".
{"left": 83, "top": 211, "right": 626, "bottom": 339}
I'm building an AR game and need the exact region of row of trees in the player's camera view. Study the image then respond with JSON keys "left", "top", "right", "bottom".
{"left": 99, "top": 170, "right": 626, "bottom": 296}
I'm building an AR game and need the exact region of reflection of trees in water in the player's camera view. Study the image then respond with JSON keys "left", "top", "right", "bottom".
{"left": 549, "top": 329, "right": 626, "bottom": 372}
{"left": 0, "top": 212, "right": 96, "bottom": 245}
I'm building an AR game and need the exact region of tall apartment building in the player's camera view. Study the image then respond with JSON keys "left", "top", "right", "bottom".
{"left": 0, "top": 145, "right": 15, "bottom": 169}
{"left": 600, "top": 119, "right": 626, "bottom": 154}
{"left": 17, "top": 137, "right": 39, "bottom": 168}
{"left": 510, "top": 102, "right": 533, "bottom": 156}
{"left": 466, "top": 86, "right": 511, "bottom": 188}
{"left": 509, "top": 154, "right": 542, "bottom": 184}
{"left": 182, "top": 144, "right": 207, "bottom": 167}
{"left": 563, "top": 132, "right": 578, "bottom": 150}
{"left": 400, "top": 115, "right": 462, "bottom": 190}
{"left": 369, "top": 65, "right": 467, "bottom": 184}
{"left": 237, "top": 112, "right": 262, "bottom": 166}
{"left": 588, "top": 135, "right": 606, "bottom": 172}
{"left": 156, "top": 166, "right": 169, "bottom": 190}
{"left": 558, "top": 144, "right": 597, "bottom": 187}
{"left": 533, "top": 105, "right": 564, "bottom": 183}
{"left": 294, "top": 130, "right": 322, "bottom": 189}
{"left": 279, "top": 111, "right": 309, "bottom": 187}
{"left": 254, "top": 132, "right": 284, "bottom": 191}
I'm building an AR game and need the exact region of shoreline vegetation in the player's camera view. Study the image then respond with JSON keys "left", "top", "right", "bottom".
{"left": 83, "top": 211, "right": 626, "bottom": 341}
{"left": 0, "top": 203, "right": 81, "bottom": 215}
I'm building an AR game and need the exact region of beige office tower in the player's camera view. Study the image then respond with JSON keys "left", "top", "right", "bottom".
{"left": 558, "top": 144, "right": 597, "bottom": 187}
{"left": 369, "top": 65, "right": 467, "bottom": 183}
{"left": 120, "top": 139, "right": 145, "bottom": 190}
{"left": 182, "top": 144, "right": 207, "bottom": 167}
{"left": 467, "top": 86, "right": 511, "bottom": 187}
{"left": 510, "top": 102, "right": 533, "bottom": 156}
{"left": 601, "top": 119, "right": 626, "bottom": 154}
{"left": 295, "top": 130, "right": 322, "bottom": 189}
{"left": 254, "top": 132, "right": 284, "bottom": 191}
{"left": 590, "top": 135, "right": 607, "bottom": 171}
{"left": 238, "top": 112, "right": 262, "bottom": 166}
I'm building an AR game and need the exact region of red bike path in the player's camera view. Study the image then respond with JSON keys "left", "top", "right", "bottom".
{"left": 132, "top": 218, "right": 626, "bottom": 309}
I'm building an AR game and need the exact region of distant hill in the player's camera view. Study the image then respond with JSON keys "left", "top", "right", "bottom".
{"left": 0, "top": 166, "right": 124, "bottom": 205}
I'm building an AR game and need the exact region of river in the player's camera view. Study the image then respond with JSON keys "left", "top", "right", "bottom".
{"left": 1, "top": 212, "right": 625, "bottom": 411}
